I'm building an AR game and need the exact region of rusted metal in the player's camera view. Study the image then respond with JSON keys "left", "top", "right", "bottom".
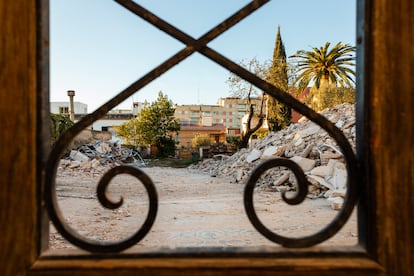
{"left": 45, "top": 0, "right": 359, "bottom": 252}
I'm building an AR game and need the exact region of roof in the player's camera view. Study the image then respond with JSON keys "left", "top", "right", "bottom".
{"left": 180, "top": 124, "right": 226, "bottom": 131}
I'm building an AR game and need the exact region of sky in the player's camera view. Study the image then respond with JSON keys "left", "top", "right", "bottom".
{"left": 50, "top": 0, "right": 356, "bottom": 112}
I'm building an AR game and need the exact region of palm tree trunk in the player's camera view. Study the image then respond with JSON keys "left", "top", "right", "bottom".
{"left": 313, "top": 76, "right": 330, "bottom": 111}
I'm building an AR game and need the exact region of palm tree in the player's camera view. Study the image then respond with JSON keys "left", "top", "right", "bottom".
{"left": 290, "top": 42, "right": 355, "bottom": 110}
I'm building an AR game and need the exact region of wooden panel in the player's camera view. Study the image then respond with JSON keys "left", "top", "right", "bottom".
{"left": 0, "top": 1, "right": 38, "bottom": 275}
{"left": 31, "top": 256, "right": 381, "bottom": 276}
{"left": 368, "top": 0, "right": 414, "bottom": 275}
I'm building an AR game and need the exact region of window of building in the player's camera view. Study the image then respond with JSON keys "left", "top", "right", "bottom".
{"left": 59, "top": 106, "right": 69, "bottom": 114}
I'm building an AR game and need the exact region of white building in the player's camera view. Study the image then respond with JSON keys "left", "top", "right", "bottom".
{"left": 50, "top": 102, "right": 88, "bottom": 115}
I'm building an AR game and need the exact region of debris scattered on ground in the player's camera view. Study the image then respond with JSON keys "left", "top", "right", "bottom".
{"left": 59, "top": 141, "right": 145, "bottom": 177}
{"left": 189, "top": 103, "right": 356, "bottom": 210}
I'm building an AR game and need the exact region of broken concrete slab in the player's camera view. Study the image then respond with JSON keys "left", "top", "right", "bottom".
{"left": 300, "top": 125, "right": 321, "bottom": 138}
{"left": 307, "top": 174, "right": 334, "bottom": 190}
{"left": 327, "top": 197, "right": 344, "bottom": 210}
{"left": 290, "top": 156, "right": 316, "bottom": 172}
{"left": 69, "top": 150, "right": 89, "bottom": 162}
{"left": 262, "top": 146, "right": 279, "bottom": 158}
{"left": 246, "top": 149, "right": 262, "bottom": 163}
{"left": 309, "top": 165, "right": 333, "bottom": 177}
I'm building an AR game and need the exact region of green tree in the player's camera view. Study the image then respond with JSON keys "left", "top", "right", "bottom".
{"left": 115, "top": 119, "right": 138, "bottom": 146}
{"left": 267, "top": 26, "right": 291, "bottom": 131}
{"left": 290, "top": 42, "right": 355, "bottom": 111}
{"left": 117, "top": 91, "right": 180, "bottom": 157}
{"left": 50, "top": 113, "right": 74, "bottom": 145}
{"left": 192, "top": 135, "right": 212, "bottom": 148}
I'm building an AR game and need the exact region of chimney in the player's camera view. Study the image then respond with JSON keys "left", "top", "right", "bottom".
{"left": 67, "top": 90, "right": 75, "bottom": 121}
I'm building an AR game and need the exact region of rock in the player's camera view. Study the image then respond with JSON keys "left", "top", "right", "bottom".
{"left": 300, "top": 143, "right": 315, "bottom": 158}
{"left": 69, "top": 150, "right": 89, "bottom": 162}
{"left": 335, "top": 119, "right": 345, "bottom": 128}
{"left": 262, "top": 146, "right": 279, "bottom": 158}
{"left": 329, "top": 190, "right": 346, "bottom": 198}
{"left": 300, "top": 125, "right": 321, "bottom": 138}
{"left": 95, "top": 142, "right": 111, "bottom": 154}
{"left": 294, "top": 137, "right": 304, "bottom": 146}
{"left": 80, "top": 161, "right": 92, "bottom": 170}
{"left": 327, "top": 197, "right": 344, "bottom": 210}
{"left": 290, "top": 156, "right": 316, "bottom": 172}
{"left": 307, "top": 174, "right": 334, "bottom": 190}
{"left": 69, "top": 161, "right": 81, "bottom": 169}
{"left": 320, "top": 153, "right": 343, "bottom": 160}
{"left": 273, "top": 172, "right": 290, "bottom": 186}
{"left": 330, "top": 167, "right": 347, "bottom": 190}
{"left": 91, "top": 159, "right": 100, "bottom": 169}
{"left": 235, "top": 169, "right": 244, "bottom": 182}
{"left": 309, "top": 165, "right": 333, "bottom": 177}
{"left": 246, "top": 149, "right": 262, "bottom": 163}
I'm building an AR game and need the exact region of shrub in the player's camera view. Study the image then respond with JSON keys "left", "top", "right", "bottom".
{"left": 192, "top": 135, "right": 212, "bottom": 148}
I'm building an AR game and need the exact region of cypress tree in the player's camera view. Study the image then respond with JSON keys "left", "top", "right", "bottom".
{"left": 267, "top": 25, "right": 291, "bottom": 131}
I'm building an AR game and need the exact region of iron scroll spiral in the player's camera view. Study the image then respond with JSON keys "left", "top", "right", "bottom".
{"left": 44, "top": 0, "right": 359, "bottom": 252}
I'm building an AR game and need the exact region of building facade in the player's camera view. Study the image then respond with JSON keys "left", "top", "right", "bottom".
{"left": 174, "top": 97, "right": 265, "bottom": 136}
{"left": 50, "top": 101, "right": 88, "bottom": 115}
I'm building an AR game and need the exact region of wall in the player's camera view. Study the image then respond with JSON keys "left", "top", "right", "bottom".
{"left": 50, "top": 101, "right": 88, "bottom": 114}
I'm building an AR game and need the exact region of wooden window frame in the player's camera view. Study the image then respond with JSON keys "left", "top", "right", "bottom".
{"left": 1, "top": 0, "right": 413, "bottom": 275}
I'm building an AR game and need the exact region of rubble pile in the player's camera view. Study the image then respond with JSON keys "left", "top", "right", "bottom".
{"left": 190, "top": 103, "right": 356, "bottom": 210}
{"left": 59, "top": 141, "right": 145, "bottom": 177}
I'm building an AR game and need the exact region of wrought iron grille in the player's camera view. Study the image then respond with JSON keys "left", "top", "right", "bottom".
{"left": 45, "top": 0, "right": 358, "bottom": 253}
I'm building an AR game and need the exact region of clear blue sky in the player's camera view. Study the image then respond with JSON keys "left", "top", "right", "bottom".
{"left": 50, "top": 0, "right": 356, "bottom": 112}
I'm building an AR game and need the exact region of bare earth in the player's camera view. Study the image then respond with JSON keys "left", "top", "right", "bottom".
{"left": 50, "top": 166, "right": 357, "bottom": 251}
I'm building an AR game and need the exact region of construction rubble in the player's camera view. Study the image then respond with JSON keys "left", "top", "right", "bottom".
{"left": 59, "top": 141, "right": 145, "bottom": 177}
{"left": 189, "top": 103, "right": 356, "bottom": 210}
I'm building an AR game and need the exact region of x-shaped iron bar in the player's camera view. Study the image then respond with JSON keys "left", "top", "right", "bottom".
{"left": 46, "top": 0, "right": 359, "bottom": 250}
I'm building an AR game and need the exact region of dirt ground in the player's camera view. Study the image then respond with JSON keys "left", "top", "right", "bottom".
{"left": 50, "top": 166, "right": 357, "bottom": 251}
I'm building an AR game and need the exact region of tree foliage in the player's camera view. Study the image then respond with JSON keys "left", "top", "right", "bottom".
{"left": 290, "top": 42, "right": 356, "bottom": 111}
{"left": 116, "top": 91, "right": 180, "bottom": 157}
{"left": 50, "top": 113, "right": 74, "bottom": 145}
{"left": 266, "top": 26, "right": 291, "bottom": 131}
{"left": 191, "top": 135, "right": 212, "bottom": 148}
{"left": 227, "top": 58, "right": 270, "bottom": 99}
{"left": 304, "top": 85, "right": 355, "bottom": 109}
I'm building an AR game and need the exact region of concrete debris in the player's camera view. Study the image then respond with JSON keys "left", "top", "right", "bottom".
{"left": 262, "top": 146, "right": 279, "bottom": 158}
{"left": 327, "top": 197, "right": 344, "bottom": 211}
{"left": 69, "top": 150, "right": 89, "bottom": 162}
{"left": 59, "top": 141, "right": 145, "bottom": 177}
{"left": 246, "top": 149, "right": 262, "bottom": 163}
{"left": 289, "top": 156, "right": 316, "bottom": 172}
{"left": 190, "top": 103, "right": 356, "bottom": 210}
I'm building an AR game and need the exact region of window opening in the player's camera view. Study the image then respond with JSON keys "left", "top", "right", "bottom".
{"left": 47, "top": 0, "right": 358, "bottom": 253}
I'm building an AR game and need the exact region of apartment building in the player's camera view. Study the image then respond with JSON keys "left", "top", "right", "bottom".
{"left": 174, "top": 97, "right": 265, "bottom": 136}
